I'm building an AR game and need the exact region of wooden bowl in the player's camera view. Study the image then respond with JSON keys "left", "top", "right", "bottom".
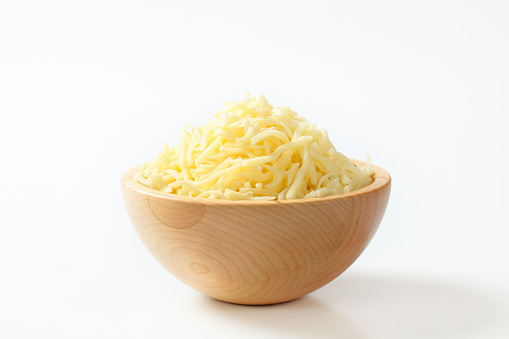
{"left": 121, "top": 160, "right": 391, "bottom": 305}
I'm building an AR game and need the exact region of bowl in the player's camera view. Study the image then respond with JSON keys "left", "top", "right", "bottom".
{"left": 121, "top": 160, "right": 391, "bottom": 305}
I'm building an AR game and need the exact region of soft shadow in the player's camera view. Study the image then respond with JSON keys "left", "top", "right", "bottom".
{"left": 314, "top": 272, "right": 502, "bottom": 338}
{"left": 195, "top": 294, "right": 365, "bottom": 339}
{"left": 193, "top": 273, "right": 502, "bottom": 339}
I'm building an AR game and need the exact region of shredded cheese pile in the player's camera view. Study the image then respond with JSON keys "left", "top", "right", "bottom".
{"left": 135, "top": 94, "right": 374, "bottom": 200}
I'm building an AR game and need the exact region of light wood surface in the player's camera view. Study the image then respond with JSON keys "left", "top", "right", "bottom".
{"left": 121, "top": 160, "right": 391, "bottom": 305}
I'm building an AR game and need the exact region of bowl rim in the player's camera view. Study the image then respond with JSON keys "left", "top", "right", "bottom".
{"left": 121, "top": 159, "right": 391, "bottom": 206}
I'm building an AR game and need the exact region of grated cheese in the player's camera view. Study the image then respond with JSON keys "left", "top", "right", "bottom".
{"left": 135, "top": 93, "right": 374, "bottom": 200}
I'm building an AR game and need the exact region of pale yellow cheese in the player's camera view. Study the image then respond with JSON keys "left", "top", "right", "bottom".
{"left": 135, "top": 93, "right": 374, "bottom": 200}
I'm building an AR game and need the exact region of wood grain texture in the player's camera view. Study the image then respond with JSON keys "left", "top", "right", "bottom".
{"left": 121, "top": 160, "right": 391, "bottom": 305}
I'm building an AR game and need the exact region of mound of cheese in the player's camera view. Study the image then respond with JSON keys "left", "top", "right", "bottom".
{"left": 135, "top": 94, "right": 374, "bottom": 200}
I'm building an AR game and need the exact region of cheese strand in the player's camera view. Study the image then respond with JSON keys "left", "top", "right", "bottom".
{"left": 136, "top": 93, "right": 374, "bottom": 200}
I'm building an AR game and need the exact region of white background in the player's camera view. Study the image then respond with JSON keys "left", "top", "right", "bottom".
{"left": 1, "top": 1, "right": 508, "bottom": 338}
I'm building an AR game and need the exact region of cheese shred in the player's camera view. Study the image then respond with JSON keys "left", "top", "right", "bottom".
{"left": 136, "top": 93, "right": 374, "bottom": 200}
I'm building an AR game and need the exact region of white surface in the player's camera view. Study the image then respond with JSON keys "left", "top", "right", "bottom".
{"left": 1, "top": 1, "right": 508, "bottom": 338}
